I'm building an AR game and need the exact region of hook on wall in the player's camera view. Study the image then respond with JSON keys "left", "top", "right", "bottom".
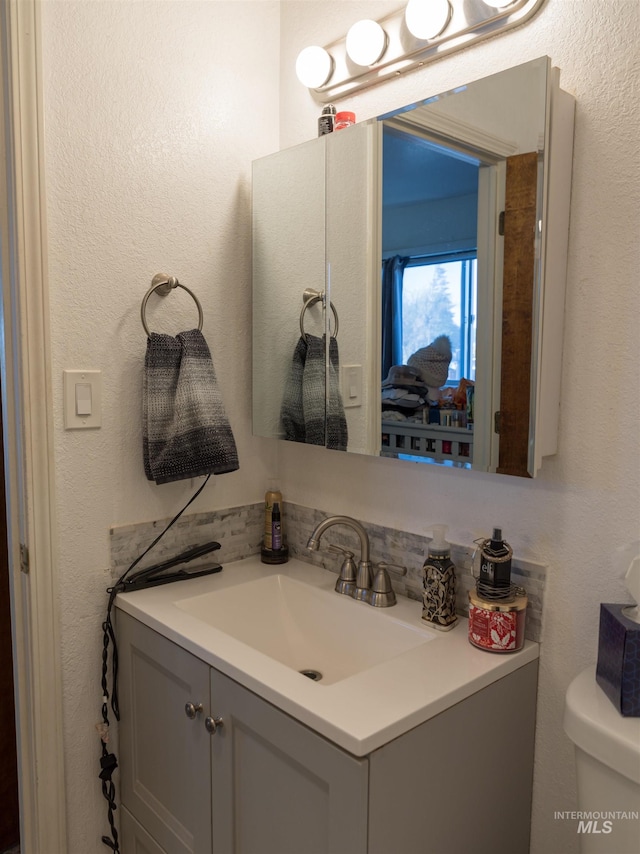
{"left": 151, "top": 273, "right": 180, "bottom": 296}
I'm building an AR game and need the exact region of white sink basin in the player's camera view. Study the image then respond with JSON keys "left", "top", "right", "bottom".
{"left": 116, "top": 556, "right": 539, "bottom": 755}
{"left": 175, "top": 573, "right": 433, "bottom": 685}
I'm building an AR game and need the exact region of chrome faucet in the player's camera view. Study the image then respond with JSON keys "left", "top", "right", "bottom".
{"left": 306, "top": 515, "right": 373, "bottom": 601}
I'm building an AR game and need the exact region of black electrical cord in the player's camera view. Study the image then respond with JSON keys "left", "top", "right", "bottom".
{"left": 99, "top": 475, "right": 211, "bottom": 852}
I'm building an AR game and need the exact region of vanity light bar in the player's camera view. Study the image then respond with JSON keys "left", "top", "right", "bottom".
{"left": 296, "top": 0, "right": 546, "bottom": 101}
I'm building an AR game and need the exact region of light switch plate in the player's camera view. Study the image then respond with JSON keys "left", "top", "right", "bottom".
{"left": 341, "top": 364, "right": 363, "bottom": 408}
{"left": 63, "top": 369, "right": 102, "bottom": 429}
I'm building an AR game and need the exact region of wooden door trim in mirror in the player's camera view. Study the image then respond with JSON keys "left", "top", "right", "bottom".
{"left": 497, "top": 152, "right": 538, "bottom": 477}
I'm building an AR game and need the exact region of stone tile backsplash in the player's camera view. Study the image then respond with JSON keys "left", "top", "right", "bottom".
{"left": 110, "top": 500, "right": 546, "bottom": 643}
{"left": 110, "top": 502, "right": 264, "bottom": 579}
{"left": 285, "top": 503, "right": 546, "bottom": 643}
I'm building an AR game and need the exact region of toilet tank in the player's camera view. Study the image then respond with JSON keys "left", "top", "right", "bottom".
{"left": 564, "top": 667, "right": 640, "bottom": 854}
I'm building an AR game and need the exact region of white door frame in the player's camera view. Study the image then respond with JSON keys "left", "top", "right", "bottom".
{"left": 1, "top": 1, "right": 67, "bottom": 850}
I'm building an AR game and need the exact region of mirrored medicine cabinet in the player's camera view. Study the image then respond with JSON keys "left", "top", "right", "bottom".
{"left": 252, "top": 57, "right": 575, "bottom": 478}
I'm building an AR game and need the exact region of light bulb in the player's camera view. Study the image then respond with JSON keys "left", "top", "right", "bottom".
{"left": 405, "top": 0, "right": 452, "bottom": 41}
{"left": 483, "top": 0, "right": 517, "bottom": 8}
{"left": 295, "top": 45, "right": 334, "bottom": 89}
{"left": 346, "top": 19, "right": 388, "bottom": 67}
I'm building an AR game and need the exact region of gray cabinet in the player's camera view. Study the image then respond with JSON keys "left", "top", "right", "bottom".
{"left": 118, "top": 612, "right": 368, "bottom": 854}
{"left": 118, "top": 610, "right": 538, "bottom": 854}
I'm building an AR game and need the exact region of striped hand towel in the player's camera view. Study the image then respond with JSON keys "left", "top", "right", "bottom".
{"left": 143, "top": 329, "right": 239, "bottom": 484}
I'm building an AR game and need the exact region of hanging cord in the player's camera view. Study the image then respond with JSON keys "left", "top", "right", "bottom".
{"left": 99, "top": 475, "right": 211, "bottom": 852}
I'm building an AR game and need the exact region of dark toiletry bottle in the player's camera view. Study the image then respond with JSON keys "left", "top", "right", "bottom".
{"left": 318, "top": 104, "right": 336, "bottom": 136}
{"left": 271, "top": 502, "right": 282, "bottom": 551}
{"left": 479, "top": 527, "right": 512, "bottom": 595}
{"left": 261, "top": 484, "right": 288, "bottom": 564}
{"left": 263, "top": 484, "right": 282, "bottom": 550}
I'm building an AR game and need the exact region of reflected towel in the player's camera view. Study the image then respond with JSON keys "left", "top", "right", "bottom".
{"left": 279, "top": 334, "right": 348, "bottom": 451}
{"left": 280, "top": 336, "right": 307, "bottom": 443}
{"left": 143, "top": 329, "right": 239, "bottom": 484}
{"left": 302, "top": 334, "right": 326, "bottom": 446}
{"left": 327, "top": 336, "right": 348, "bottom": 452}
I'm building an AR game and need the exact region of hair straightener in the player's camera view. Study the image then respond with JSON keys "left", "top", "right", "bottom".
{"left": 113, "top": 540, "right": 223, "bottom": 593}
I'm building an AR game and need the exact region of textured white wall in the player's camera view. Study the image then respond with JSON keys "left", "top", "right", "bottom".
{"left": 278, "top": 2, "right": 640, "bottom": 854}
{"left": 40, "top": 2, "right": 280, "bottom": 850}
{"left": 36, "top": 1, "right": 640, "bottom": 851}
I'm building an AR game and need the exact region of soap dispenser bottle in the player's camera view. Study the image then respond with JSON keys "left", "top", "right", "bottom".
{"left": 422, "top": 525, "right": 458, "bottom": 631}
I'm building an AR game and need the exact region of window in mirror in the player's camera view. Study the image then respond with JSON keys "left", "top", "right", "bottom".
{"left": 401, "top": 254, "right": 477, "bottom": 384}
{"left": 381, "top": 123, "right": 483, "bottom": 468}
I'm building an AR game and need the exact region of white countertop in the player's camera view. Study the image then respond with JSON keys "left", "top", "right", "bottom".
{"left": 116, "top": 555, "right": 539, "bottom": 756}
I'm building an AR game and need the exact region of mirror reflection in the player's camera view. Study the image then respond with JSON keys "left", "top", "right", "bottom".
{"left": 380, "top": 128, "right": 481, "bottom": 468}
{"left": 253, "top": 57, "right": 558, "bottom": 476}
{"left": 374, "top": 58, "right": 548, "bottom": 472}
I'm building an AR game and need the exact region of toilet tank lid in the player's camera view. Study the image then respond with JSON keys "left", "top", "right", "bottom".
{"left": 563, "top": 666, "right": 640, "bottom": 785}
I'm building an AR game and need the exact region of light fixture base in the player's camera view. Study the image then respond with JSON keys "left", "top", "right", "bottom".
{"left": 304, "top": 0, "right": 546, "bottom": 102}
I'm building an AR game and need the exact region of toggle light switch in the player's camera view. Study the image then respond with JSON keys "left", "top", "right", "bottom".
{"left": 75, "top": 383, "right": 92, "bottom": 416}
{"left": 64, "top": 370, "right": 102, "bottom": 429}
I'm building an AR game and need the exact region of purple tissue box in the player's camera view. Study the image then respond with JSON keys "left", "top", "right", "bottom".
{"left": 596, "top": 604, "right": 640, "bottom": 717}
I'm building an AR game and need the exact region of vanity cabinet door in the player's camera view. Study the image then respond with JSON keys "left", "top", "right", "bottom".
{"left": 209, "top": 668, "right": 369, "bottom": 854}
{"left": 120, "top": 805, "right": 168, "bottom": 854}
{"left": 118, "top": 612, "right": 213, "bottom": 854}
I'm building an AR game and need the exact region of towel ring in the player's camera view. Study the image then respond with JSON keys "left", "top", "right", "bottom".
{"left": 299, "top": 290, "right": 339, "bottom": 340}
{"left": 140, "top": 273, "right": 204, "bottom": 337}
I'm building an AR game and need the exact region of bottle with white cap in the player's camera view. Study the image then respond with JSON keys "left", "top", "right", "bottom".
{"left": 421, "top": 525, "right": 458, "bottom": 631}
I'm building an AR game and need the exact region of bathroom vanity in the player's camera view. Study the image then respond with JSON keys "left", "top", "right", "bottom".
{"left": 116, "top": 557, "right": 539, "bottom": 854}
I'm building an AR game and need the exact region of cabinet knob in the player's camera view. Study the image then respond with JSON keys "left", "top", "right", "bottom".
{"left": 205, "top": 715, "right": 224, "bottom": 735}
{"left": 184, "top": 702, "right": 203, "bottom": 719}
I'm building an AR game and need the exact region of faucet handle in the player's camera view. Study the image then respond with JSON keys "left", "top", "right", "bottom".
{"left": 368, "top": 563, "right": 407, "bottom": 607}
{"left": 376, "top": 562, "right": 407, "bottom": 580}
{"left": 328, "top": 543, "right": 355, "bottom": 559}
{"left": 328, "top": 544, "right": 357, "bottom": 596}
